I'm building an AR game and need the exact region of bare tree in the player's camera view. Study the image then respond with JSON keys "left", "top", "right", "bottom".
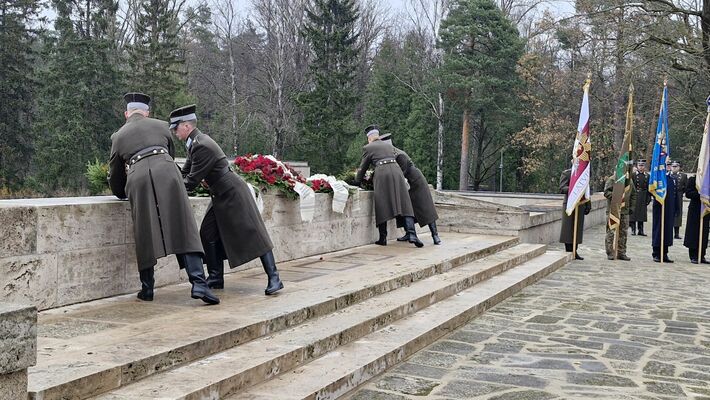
{"left": 402, "top": 0, "right": 448, "bottom": 190}
{"left": 251, "top": 0, "right": 310, "bottom": 157}
{"left": 213, "top": 0, "right": 244, "bottom": 151}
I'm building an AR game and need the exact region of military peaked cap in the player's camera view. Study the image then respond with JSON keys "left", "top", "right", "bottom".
{"left": 364, "top": 124, "right": 380, "bottom": 137}
{"left": 124, "top": 92, "right": 150, "bottom": 111}
{"left": 169, "top": 104, "right": 197, "bottom": 129}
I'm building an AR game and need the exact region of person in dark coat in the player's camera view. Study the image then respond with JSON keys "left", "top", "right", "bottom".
{"left": 683, "top": 175, "right": 710, "bottom": 264}
{"left": 171, "top": 105, "right": 283, "bottom": 295}
{"left": 651, "top": 172, "right": 679, "bottom": 262}
{"left": 669, "top": 160, "right": 688, "bottom": 239}
{"left": 355, "top": 125, "right": 423, "bottom": 247}
{"left": 379, "top": 134, "right": 441, "bottom": 245}
{"left": 559, "top": 167, "right": 591, "bottom": 260}
{"left": 630, "top": 160, "right": 651, "bottom": 235}
{"left": 108, "top": 93, "right": 219, "bottom": 305}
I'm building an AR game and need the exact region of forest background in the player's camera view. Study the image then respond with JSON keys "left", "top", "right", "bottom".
{"left": 2, "top": 0, "right": 710, "bottom": 198}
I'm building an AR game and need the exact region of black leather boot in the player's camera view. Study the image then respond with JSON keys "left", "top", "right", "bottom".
{"left": 638, "top": 222, "right": 646, "bottom": 236}
{"left": 375, "top": 223, "right": 388, "bottom": 245}
{"left": 404, "top": 216, "right": 424, "bottom": 248}
{"left": 260, "top": 250, "right": 284, "bottom": 295}
{"left": 630, "top": 222, "right": 636, "bottom": 235}
{"left": 181, "top": 253, "right": 220, "bottom": 305}
{"left": 396, "top": 231, "right": 410, "bottom": 242}
{"left": 674, "top": 226, "right": 681, "bottom": 239}
{"left": 137, "top": 267, "right": 154, "bottom": 301}
{"left": 429, "top": 222, "right": 441, "bottom": 245}
{"left": 204, "top": 241, "right": 225, "bottom": 289}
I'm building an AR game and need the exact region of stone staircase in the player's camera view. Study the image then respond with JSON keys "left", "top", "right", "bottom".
{"left": 27, "top": 233, "right": 569, "bottom": 400}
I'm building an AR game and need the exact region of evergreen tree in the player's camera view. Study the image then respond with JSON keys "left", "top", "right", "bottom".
{"left": 298, "top": 0, "right": 360, "bottom": 174}
{"left": 438, "top": 0, "right": 524, "bottom": 190}
{"left": 128, "top": 0, "right": 190, "bottom": 119}
{"left": 0, "top": 0, "right": 42, "bottom": 190}
{"left": 33, "top": 0, "right": 123, "bottom": 193}
{"left": 363, "top": 36, "right": 412, "bottom": 139}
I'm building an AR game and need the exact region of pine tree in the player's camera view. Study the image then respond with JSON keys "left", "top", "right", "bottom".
{"left": 298, "top": 0, "right": 360, "bottom": 174}
{"left": 33, "top": 0, "right": 123, "bottom": 193}
{"left": 0, "top": 0, "right": 42, "bottom": 191}
{"left": 128, "top": 0, "right": 190, "bottom": 119}
{"left": 438, "top": 0, "right": 524, "bottom": 190}
{"left": 363, "top": 36, "right": 413, "bottom": 138}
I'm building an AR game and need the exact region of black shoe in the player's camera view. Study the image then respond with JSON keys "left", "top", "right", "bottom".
{"left": 404, "top": 217, "right": 424, "bottom": 248}
{"left": 653, "top": 256, "right": 661, "bottom": 263}
{"left": 181, "top": 253, "right": 220, "bottom": 305}
{"left": 607, "top": 255, "right": 614, "bottom": 260}
{"left": 137, "top": 267, "right": 154, "bottom": 301}
{"left": 691, "top": 258, "right": 699, "bottom": 264}
{"left": 638, "top": 232, "right": 647, "bottom": 236}
{"left": 261, "top": 250, "right": 284, "bottom": 295}
{"left": 663, "top": 257, "right": 674, "bottom": 263}
{"left": 674, "top": 235, "right": 682, "bottom": 239}
{"left": 702, "top": 258, "right": 710, "bottom": 264}
{"left": 396, "top": 233, "right": 410, "bottom": 242}
{"left": 617, "top": 255, "right": 631, "bottom": 261}
{"left": 137, "top": 289, "right": 153, "bottom": 301}
{"left": 429, "top": 222, "right": 442, "bottom": 245}
{"left": 205, "top": 241, "right": 225, "bottom": 289}
{"left": 375, "top": 223, "right": 388, "bottom": 246}
{"left": 574, "top": 254, "right": 584, "bottom": 260}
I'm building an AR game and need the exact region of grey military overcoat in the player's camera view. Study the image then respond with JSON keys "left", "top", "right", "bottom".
{"left": 355, "top": 139, "right": 414, "bottom": 225}
{"left": 394, "top": 149, "right": 438, "bottom": 227}
{"left": 631, "top": 171, "right": 651, "bottom": 222}
{"left": 182, "top": 129, "right": 273, "bottom": 267}
{"left": 108, "top": 113, "right": 203, "bottom": 271}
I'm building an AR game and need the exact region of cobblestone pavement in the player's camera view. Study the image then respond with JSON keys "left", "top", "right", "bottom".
{"left": 350, "top": 223, "right": 710, "bottom": 399}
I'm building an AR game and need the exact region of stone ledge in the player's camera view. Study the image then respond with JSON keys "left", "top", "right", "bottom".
{"left": 0, "top": 302, "right": 37, "bottom": 374}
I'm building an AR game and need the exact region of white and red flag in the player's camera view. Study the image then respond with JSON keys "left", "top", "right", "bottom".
{"left": 566, "top": 78, "right": 592, "bottom": 216}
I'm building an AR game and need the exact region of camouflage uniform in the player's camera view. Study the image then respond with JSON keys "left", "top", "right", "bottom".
{"left": 604, "top": 175, "right": 636, "bottom": 259}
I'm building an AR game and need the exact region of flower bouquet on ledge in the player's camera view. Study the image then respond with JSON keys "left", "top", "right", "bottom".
{"left": 307, "top": 177, "right": 333, "bottom": 193}
{"left": 233, "top": 154, "right": 306, "bottom": 200}
{"left": 338, "top": 169, "right": 373, "bottom": 191}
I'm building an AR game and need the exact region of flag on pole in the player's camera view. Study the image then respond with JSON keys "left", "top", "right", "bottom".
{"left": 649, "top": 82, "right": 670, "bottom": 203}
{"left": 696, "top": 95, "right": 710, "bottom": 216}
{"left": 608, "top": 84, "right": 634, "bottom": 231}
{"left": 566, "top": 77, "right": 592, "bottom": 216}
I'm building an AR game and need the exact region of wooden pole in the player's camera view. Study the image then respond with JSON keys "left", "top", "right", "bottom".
{"left": 699, "top": 207, "right": 704, "bottom": 262}
{"left": 573, "top": 205, "right": 579, "bottom": 259}
{"left": 613, "top": 225, "right": 619, "bottom": 260}
{"left": 661, "top": 203, "right": 665, "bottom": 264}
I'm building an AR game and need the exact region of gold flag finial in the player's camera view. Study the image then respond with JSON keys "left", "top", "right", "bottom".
{"left": 584, "top": 73, "right": 592, "bottom": 91}
{"left": 628, "top": 83, "right": 634, "bottom": 94}
{"left": 664, "top": 77, "right": 668, "bottom": 86}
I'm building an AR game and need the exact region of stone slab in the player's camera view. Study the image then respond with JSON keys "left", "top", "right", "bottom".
{"left": 0, "top": 369, "right": 29, "bottom": 400}
{"left": 0, "top": 206, "right": 37, "bottom": 257}
{"left": 56, "top": 246, "right": 127, "bottom": 305}
{"left": 0, "top": 254, "right": 58, "bottom": 310}
{"left": 0, "top": 302, "right": 37, "bottom": 374}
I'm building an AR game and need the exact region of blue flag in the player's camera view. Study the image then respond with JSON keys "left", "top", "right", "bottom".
{"left": 649, "top": 84, "right": 670, "bottom": 204}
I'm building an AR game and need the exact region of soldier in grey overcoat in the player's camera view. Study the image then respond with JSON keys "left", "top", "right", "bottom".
{"left": 108, "top": 93, "right": 219, "bottom": 305}
{"left": 558, "top": 167, "right": 591, "bottom": 260}
{"left": 630, "top": 160, "right": 651, "bottom": 235}
{"left": 170, "top": 105, "right": 283, "bottom": 295}
{"left": 355, "top": 125, "right": 423, "bottom": 247}
{"left": 379, "top": 134, "right": 441, "bottom": 245}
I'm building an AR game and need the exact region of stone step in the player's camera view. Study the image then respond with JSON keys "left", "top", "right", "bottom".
{"left": 28, "top": 233, "right": 518, "bottom": 400}
{"left": 233, "top": 251, "right": 569, "bottom": 400}
{"left": 90, "top": 243, "right": 547, "bottom": 400}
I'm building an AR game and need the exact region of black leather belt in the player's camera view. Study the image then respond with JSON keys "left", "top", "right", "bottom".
{"left": 376, "top": 158, "right": 396, "bottom": 166}
{"left": 128, "top": 146, "right": 168, "bottom": 166}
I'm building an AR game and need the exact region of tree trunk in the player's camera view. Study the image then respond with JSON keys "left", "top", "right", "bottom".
{"left": 229, "top": 41, "right": 239, "bottom": 153}
{"left": 436, "top": 92, "right": 444, "bottom": 190}
{"left": 703, "top": 0, "right": 710, "bottom": 71}
{"left": 459, "top": 108, "right": 470, "bottom": 191}
{"left": 611, "top": 7, "right": 626, "bottom": 152}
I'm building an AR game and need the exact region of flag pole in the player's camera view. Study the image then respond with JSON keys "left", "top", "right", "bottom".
{"left": 699, "top": 209, "right": 703, "bottom": 262}
{"left": 613, "top": 225, "right": 619, "bottom": 260}
{"left": 661, "top": 203, "right": 665, "bottom": 264}
{"left": 573, "top": 205, "right": 578, "bottom": 259}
